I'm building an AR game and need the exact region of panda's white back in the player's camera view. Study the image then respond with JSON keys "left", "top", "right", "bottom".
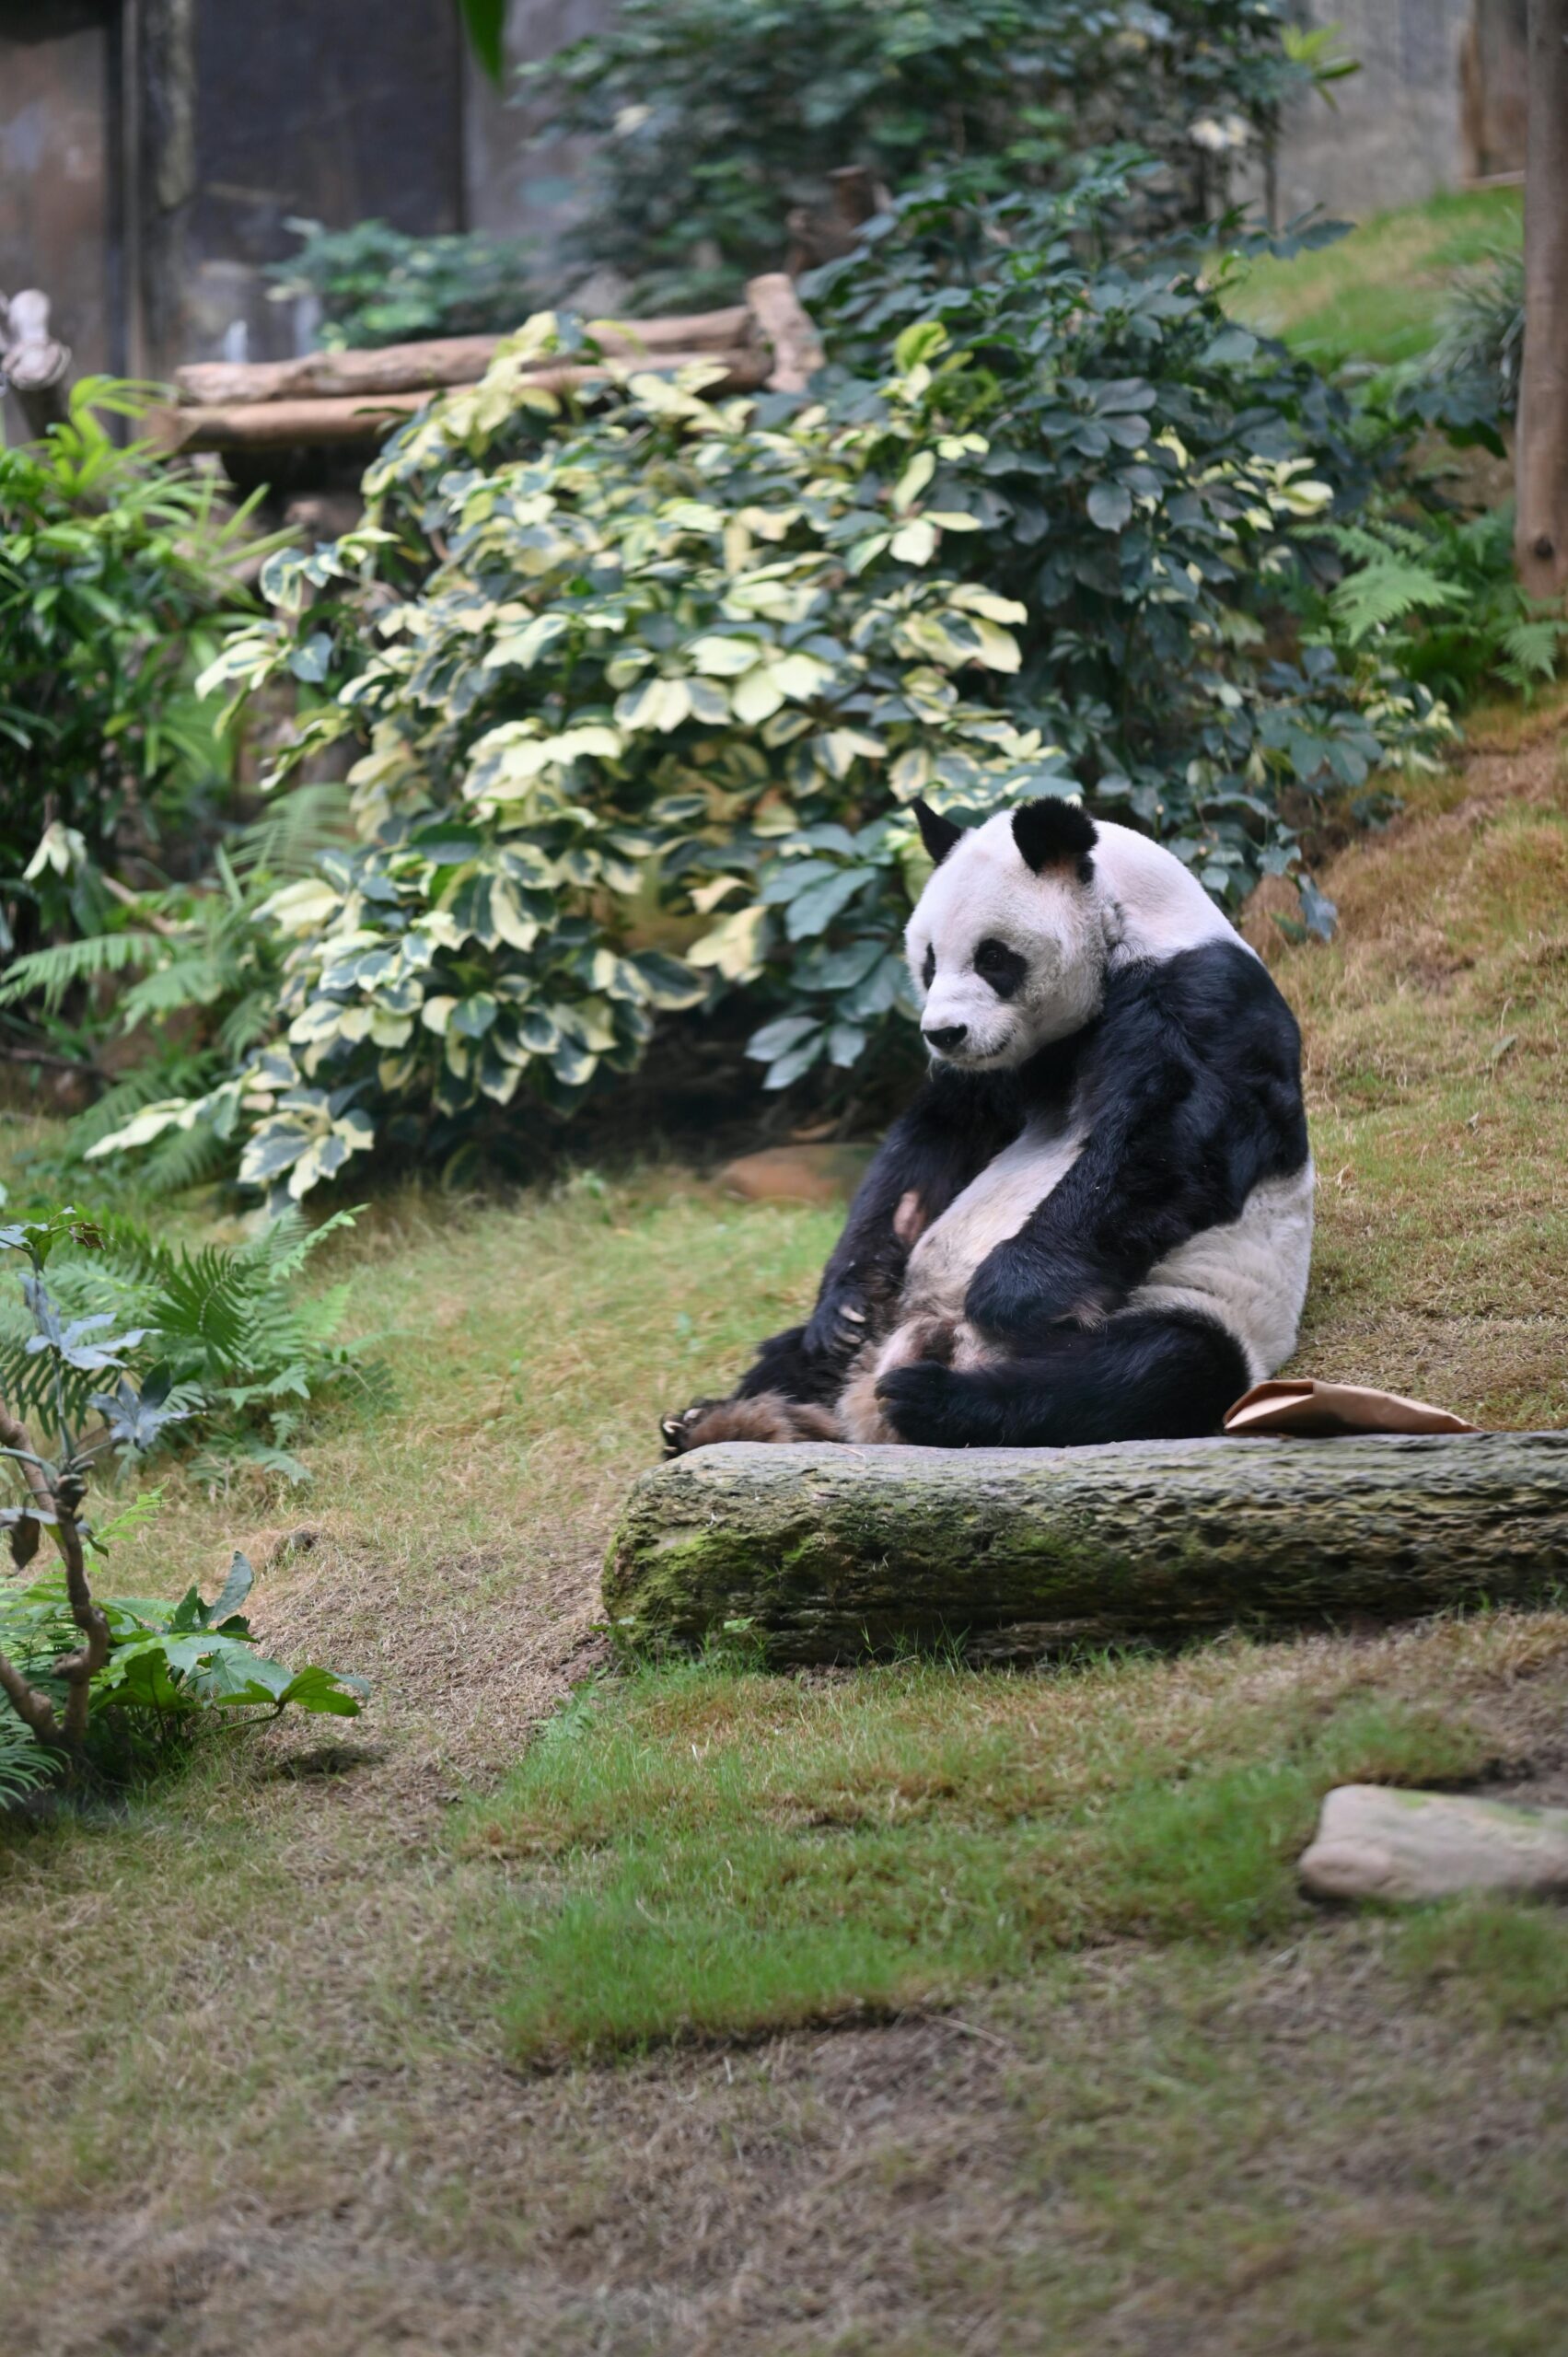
{"left": 1089, "top": 820, "right": 1254, "bottom": 966}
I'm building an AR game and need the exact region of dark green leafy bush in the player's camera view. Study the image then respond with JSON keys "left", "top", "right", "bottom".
{"left": 268, "top": 218, "right": 535, "bottom": 349}
{"left": 525, "top": 0, "right": 1336, "bottom": 310}
{"left": 0, "top": 381, "right": 258, "bottom": 962}
{"left": 83, "top": 170, "right": 1448, "bottom": 1200}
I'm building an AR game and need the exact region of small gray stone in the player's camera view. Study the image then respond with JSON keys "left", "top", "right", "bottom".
{"left": 1299, "top": 1784, "right": 1568, "bottom": 1904}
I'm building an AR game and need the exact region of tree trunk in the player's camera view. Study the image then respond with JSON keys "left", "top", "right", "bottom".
{"left": 1516, "top": 0, "right": 1568, "bottom": 596}
{"left": 138, "top": 0, "right": 198, "bottom": 379}
{"left": 605, "top": 1434, "right": 1568, "bottom": 1664}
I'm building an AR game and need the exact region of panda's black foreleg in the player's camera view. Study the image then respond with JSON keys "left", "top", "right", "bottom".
{"left": 875, "top": 1309, "right": 1249, "bottom": 1449}
{"left": 734, "top": 1322, "right": 845, "bottom": 1407}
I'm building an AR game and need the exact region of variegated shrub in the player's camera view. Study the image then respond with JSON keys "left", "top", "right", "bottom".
{"left": 90, "top": 183, "right": 1450, "bottom": 1202}
{"left": 92, "top": 321, "right": 1071, "bottom": 1197}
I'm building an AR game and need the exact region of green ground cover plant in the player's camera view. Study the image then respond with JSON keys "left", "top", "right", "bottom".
{"left": 0, "top": 1201, "right": 388, "bottom": 1485}
{"left": 1316, "top": 504, "right": 1568, "bottom": 710}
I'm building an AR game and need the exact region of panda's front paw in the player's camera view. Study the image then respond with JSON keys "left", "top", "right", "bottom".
{"left": 876, "top": 1362, "right": 977, "bottom": 1447}
{"left": 803, "top": 1284, "right": 869, "bottom": 1362}
{"left": 660, "top": 1401, "right": 722, "bottom": 1457}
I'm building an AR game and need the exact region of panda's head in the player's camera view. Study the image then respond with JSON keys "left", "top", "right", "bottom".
{"left": 904, "top": 798, "right": 1108, "bottom": 1071}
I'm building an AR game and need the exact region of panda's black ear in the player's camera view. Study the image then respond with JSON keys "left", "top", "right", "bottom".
{"left": 911, "top": 797, "right": 964, "bottom": 865}
{"left": 1012, "top": 799, "right": 1097, "bottom": 883}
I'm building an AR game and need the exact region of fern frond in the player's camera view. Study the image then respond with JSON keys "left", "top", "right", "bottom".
{"left": 216, "top": 989, "right": 280, "bottom": 1059}
{"left": 0, "top": 1181, "right": 387, "bottom": 1489}
{"left": 0, "top": 1702, "right": 56, "bottom": 1806}
{"left": 0, "top": 930, "right": 165, "bottom": 1015}
{"left": 1327, "top": 518, "right": 1429, "bottom": 566}
{"left": 1498, "top": 614, "right": 1568, "bottom": 695}
{"left": 138, "top": 1121, "right": 234, "bottom": 1197}
{"left": 190, "top": 1434, "right": 312, "bottom": 1488}
{"left": 64, "top": 1056, "right": 219, "bottom": 1158}
{"left": 229, "top": 783, "right": 352, "bottom": 882}
{"left": 1329, "top": 560, "right": 1459, "bottom": 645}
{"left": 119, "top": 952, "right": 233, "bottom": 1021}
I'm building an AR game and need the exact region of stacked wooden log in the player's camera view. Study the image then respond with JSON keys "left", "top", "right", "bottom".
{"left": 165, "top": 274, "right": 824, "bottom": 467}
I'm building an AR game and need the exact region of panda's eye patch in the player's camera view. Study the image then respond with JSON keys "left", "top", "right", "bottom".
{"left": 972, "top": 936, "right": 1028, "bottom": 998}
{"left": 921, "top": 944, "right": 935, "bottom": 990}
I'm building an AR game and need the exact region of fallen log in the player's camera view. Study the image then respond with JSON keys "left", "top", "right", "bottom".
{"left": 166, "top": 390, "right": 434, "bottom": 450}
{"left": 168, "top": 347, "right": 772, "bottom": 453}
{"left": 604, "top": 1432, "right": 1568, "bottom": 1663}
{"left": 174, "top": 305, "right": 756, "bottom": 407}
{"left": 746, "top": 272, "right": 825, "bottom": 393}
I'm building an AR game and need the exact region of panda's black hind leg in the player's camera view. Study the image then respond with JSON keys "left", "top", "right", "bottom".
{"left": 876, "top": 1308, "right": 1249, "bottom": 1449}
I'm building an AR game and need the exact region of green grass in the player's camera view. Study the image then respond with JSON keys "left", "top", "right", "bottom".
{"left": 465, "top": 1657, "right": 1486, "bottom": 2061}
{"left": 1393, "top": 1895, "right": 1568, "bottom": 2027}
{"left": 1230, "top": 185, "right": 1522, "bottom": 372}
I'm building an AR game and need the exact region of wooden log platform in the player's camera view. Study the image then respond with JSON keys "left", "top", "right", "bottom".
{"left": 173, "top": 305, "right": 756, "bottom": 409}
{"left": 165, "top": 280, "right": 816, "bottom": 467}
{"left": 604, "top": 1433, "right": 1568, "bottom": 1664}
{"left": 168, "top": 349, "right": 772, "bottom": 454}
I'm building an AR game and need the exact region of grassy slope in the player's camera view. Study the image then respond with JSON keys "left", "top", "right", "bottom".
{"left": 4, "top": 715, "right": 1568, "bottom": 2351}
{"left": 1230, "top": 185, "right": 1521, "bottom": 371}
{"left": 1277, "top": 701, "right": 1568, "bottom": 1424}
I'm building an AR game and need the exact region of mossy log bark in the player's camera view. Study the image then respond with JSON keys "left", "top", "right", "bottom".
{"left": 604, "top": 1434, "right": 1568, "bottom": 1663}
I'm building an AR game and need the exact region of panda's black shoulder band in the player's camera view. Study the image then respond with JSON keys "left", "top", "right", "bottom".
{"left": 1012, "top": 799, "right": 1097, "bottom": 882}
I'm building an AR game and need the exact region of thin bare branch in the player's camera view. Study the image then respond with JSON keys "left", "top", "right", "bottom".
{"left": 0, "top": 1401, "right": 101, "bottom": 1750}
{"left": 0, "top": 1645, "right": 61, "bottom": 1748}
{"left": 0, "top": 1401, "right": 55, "bottom": 1516}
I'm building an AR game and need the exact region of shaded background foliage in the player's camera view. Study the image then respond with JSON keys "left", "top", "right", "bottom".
{"left": 0, "top": 382, "right": 255, "bottom": 964}
{"left": 266, "top": 217, "right": 537, "bottom": 352}
{"left": 525, "top": 0, "right": 1333, "bottom": 311}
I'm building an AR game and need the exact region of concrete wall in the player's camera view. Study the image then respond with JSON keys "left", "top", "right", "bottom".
{"left": 463, "top": 0, "right": 613, "bottom": 270}
{"left": 1270, "top": 0, "right": 1493, "bottom": 223}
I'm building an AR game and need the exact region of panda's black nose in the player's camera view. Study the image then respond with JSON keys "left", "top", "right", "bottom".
{"left": 923, "top": 1023, "right": 968, "bottom": 1052}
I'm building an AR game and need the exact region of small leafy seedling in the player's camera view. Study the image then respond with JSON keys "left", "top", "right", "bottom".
{"left": 0, "top": 1207, "right": 366, "bottom": 1796}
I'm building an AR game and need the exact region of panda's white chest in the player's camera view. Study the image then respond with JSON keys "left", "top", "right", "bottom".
{"left": 902, "top": 1114, "right": 1085, "bottom": 1318}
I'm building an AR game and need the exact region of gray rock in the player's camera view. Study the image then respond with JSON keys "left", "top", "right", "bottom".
{"left": 1300, "top": 1784, "right": 1568, "bottom": 1903}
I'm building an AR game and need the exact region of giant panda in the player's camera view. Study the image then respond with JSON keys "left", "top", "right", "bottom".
{"left": 661, "top": 797, "right": 1312, "bottom": 1455}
